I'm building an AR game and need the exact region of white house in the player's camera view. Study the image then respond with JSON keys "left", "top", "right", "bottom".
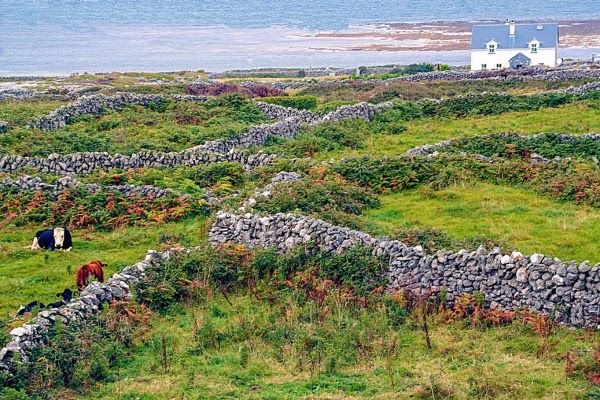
{"left": 471, "top": 21, "right": 559, "bottom": 71}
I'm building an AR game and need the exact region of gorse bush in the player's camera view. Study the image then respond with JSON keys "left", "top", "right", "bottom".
{"left": 335, "top": 153, "right": 600, "bottom": 209}
{"left": 88, "top": 162, "right": 246, "bottom": 194}
{"left": 371, "top": 91, "right": 595, "bottom": 122}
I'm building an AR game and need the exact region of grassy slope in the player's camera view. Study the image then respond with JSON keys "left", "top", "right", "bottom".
{"left": 90, "top": 295, "right": 597, "bottom": 399}
{"left": 366, "top": 181, "right": 600, "bottom": 263}
{"left": 0, "top": 219, "right": 206, "bottom": 322}
{"left": 315, "top": 101, "right": 600, "bottom": 160}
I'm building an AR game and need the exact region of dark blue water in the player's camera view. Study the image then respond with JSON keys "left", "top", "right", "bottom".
{"left": 3, "top": 0, "right": 599, "bottom": 29}
{"left": 1, "top": 1, "right": 599, "bottom": 75}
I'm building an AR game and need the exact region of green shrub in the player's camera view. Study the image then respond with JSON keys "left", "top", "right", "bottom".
{"left": 262, "top": 95, "right": 318, "bottom": 110}
{"left": 263, "top": 120, "right": 368, "bottom": 157}
{"left": 253, "top": 177, "right": 379, "bottom": 216}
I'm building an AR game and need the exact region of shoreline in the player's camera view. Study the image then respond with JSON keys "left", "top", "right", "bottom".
{"left": 0, "top": 19, "right": 599, "bottom": 77}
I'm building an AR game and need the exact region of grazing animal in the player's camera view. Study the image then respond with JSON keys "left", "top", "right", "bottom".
{"left": 16, "top": 301, "right": 45, "bottom": 317}
{"left": 31, "top": 227, "right": 72, "bottom": 251}
{"left": 46, "top": 288, "right": 74, "bottom": 309}
{"left": 76, "top": 260, "right": 105, "bottom": 290}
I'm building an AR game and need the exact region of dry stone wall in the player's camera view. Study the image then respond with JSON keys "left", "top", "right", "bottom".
{"left": 1, "top": 101, "right": 388, "bottom": 175}
{"left": 29, "top": 93, "right": 211, "bottom": 131}
{"left": 0, "top": 148, "right": 275, "bottom": 175}
{"left": 272, "top": 65, "right": 600, "bottom": 91}
{"left": 0, "top": 249, "right": 190, "bottom": 373}
{"left": 210, "top": 211, "right": 600, "bottom": 328}
{"left": 1, "top": 175, "right": 177, "bottom": 199}
{"left": 404, "top": 132, "right": 600, "bottom": 157}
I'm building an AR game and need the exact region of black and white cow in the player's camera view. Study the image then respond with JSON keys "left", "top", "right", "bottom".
{"left": 31, "top": 227, "right": 73, "bottom": 251}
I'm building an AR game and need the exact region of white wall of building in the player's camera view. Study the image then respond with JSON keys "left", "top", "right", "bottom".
{"left": 471, "top": 48, "right": 557, "bottom": 70}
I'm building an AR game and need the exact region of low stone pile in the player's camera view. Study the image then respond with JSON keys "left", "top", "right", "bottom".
{"left": 0, "top": 88, "right": 37, "bottom": 101}
{"left": 561, "top": 81, "right": 600, "bottom": 95}
{"left": 210, "top": 212, "right": 600, "bottom": 328}
{"left": 0, "top": 249, "right": 169, "bottom": 372}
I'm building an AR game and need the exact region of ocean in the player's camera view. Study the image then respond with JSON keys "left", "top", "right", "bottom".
{"left": 1, "top": 0, "right": 599, "bottom": 75}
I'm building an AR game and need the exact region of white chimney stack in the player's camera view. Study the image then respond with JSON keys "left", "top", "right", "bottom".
{"left": 509, "top": 20, "right": 516, "bottom": 36}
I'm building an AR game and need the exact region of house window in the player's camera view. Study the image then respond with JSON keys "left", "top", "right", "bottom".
{"left": 488, "top": 44, "right": 496, "bottom": 54}
{"left": 530, "top": 43, "right": 538, "bottom": 53}
{"left": 496, "top": 63, "right": 502, "bottom": 68}
{"left": 481, "top": 64, "right": 487, "bottom": 69}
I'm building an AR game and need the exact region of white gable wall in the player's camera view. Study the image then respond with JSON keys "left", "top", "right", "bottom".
{"left": 471, "top": 48, "right": 557, "bottom": 70}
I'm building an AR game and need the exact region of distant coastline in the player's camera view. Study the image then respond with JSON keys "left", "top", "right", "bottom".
{"left": 0, "top": 18, "right": 599, "bottom": 76}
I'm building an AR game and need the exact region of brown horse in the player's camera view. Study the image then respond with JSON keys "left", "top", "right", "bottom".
{"left": 76, "top": 260, "right": 105, "bottom": 290}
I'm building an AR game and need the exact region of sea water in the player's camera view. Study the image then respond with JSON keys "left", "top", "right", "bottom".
{"left": 1, "top": 0, "right": 599, "bottom": 75}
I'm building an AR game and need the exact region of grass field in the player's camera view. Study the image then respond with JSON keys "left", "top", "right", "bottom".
{"left": 3, "top": 73, "right": 600, "bottom": 399}
{"left": 0, "top": 219, "right": 206, "bottom": 324}
{"left": 314, "top": 101, "right": 600, "bottom": 160}
{"left": 366, "top": 181, "right": 600, "bottom": 263}
{"left": 88, "top": 294, "right": 599, "bottom": 399}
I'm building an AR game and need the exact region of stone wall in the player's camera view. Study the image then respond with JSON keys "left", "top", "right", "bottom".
{"left": 0, "top": 148, "right": 275, "bottom": 175}
{"left": 209, "top": 211, "right": 600, "bottom": 328}
{"left": 1, "top": 175, "right": 177, "bottom": 199}
{"left": 272, "top": 65, "right": 600, "bottom": 91}
{"left": 404, "top": 132, "right": 600, "bottom": 157}
{"left": 29, "top": 93, "right": 211, "bottom": 131}
{"left": 0, "top": 249, "right": 174, "bottom": 373}
{"left": 1, "top": 101, "right": 388, "bottom": 175}
{"left": 253, "top": 101, "right": 318, "bottom": 121}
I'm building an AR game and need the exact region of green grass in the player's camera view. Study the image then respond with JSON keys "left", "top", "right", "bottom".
{"left": 366, "top": 181, "right": 600, "bottom": 262}
{"left": 314, "top": 101, "right": 600, "bottom": 160}
{"left": 87, "top": 293, "right": 598, "bottom": 399}
{"left": 0, "top": 99, "right": 68, "bottom": 127}
{"left": 0, "top": 219, "right": 206, "bottom": 323}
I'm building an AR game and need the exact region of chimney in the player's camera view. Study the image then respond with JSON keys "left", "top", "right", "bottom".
{"left": 509, "top": 20, "right": 516, "bottom": 36}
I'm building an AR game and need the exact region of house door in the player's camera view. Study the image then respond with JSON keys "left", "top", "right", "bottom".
{"left": 509, "top": 53, "right": 531, "bottom": 69}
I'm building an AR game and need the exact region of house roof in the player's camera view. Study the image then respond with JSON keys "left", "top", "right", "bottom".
{"left": 471, "top": 23, "right": 559, "bottom": 50}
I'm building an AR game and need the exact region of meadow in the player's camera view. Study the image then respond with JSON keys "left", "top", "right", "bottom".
{"left": 1, "top": 68, "right": 600, "bottom": 399}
